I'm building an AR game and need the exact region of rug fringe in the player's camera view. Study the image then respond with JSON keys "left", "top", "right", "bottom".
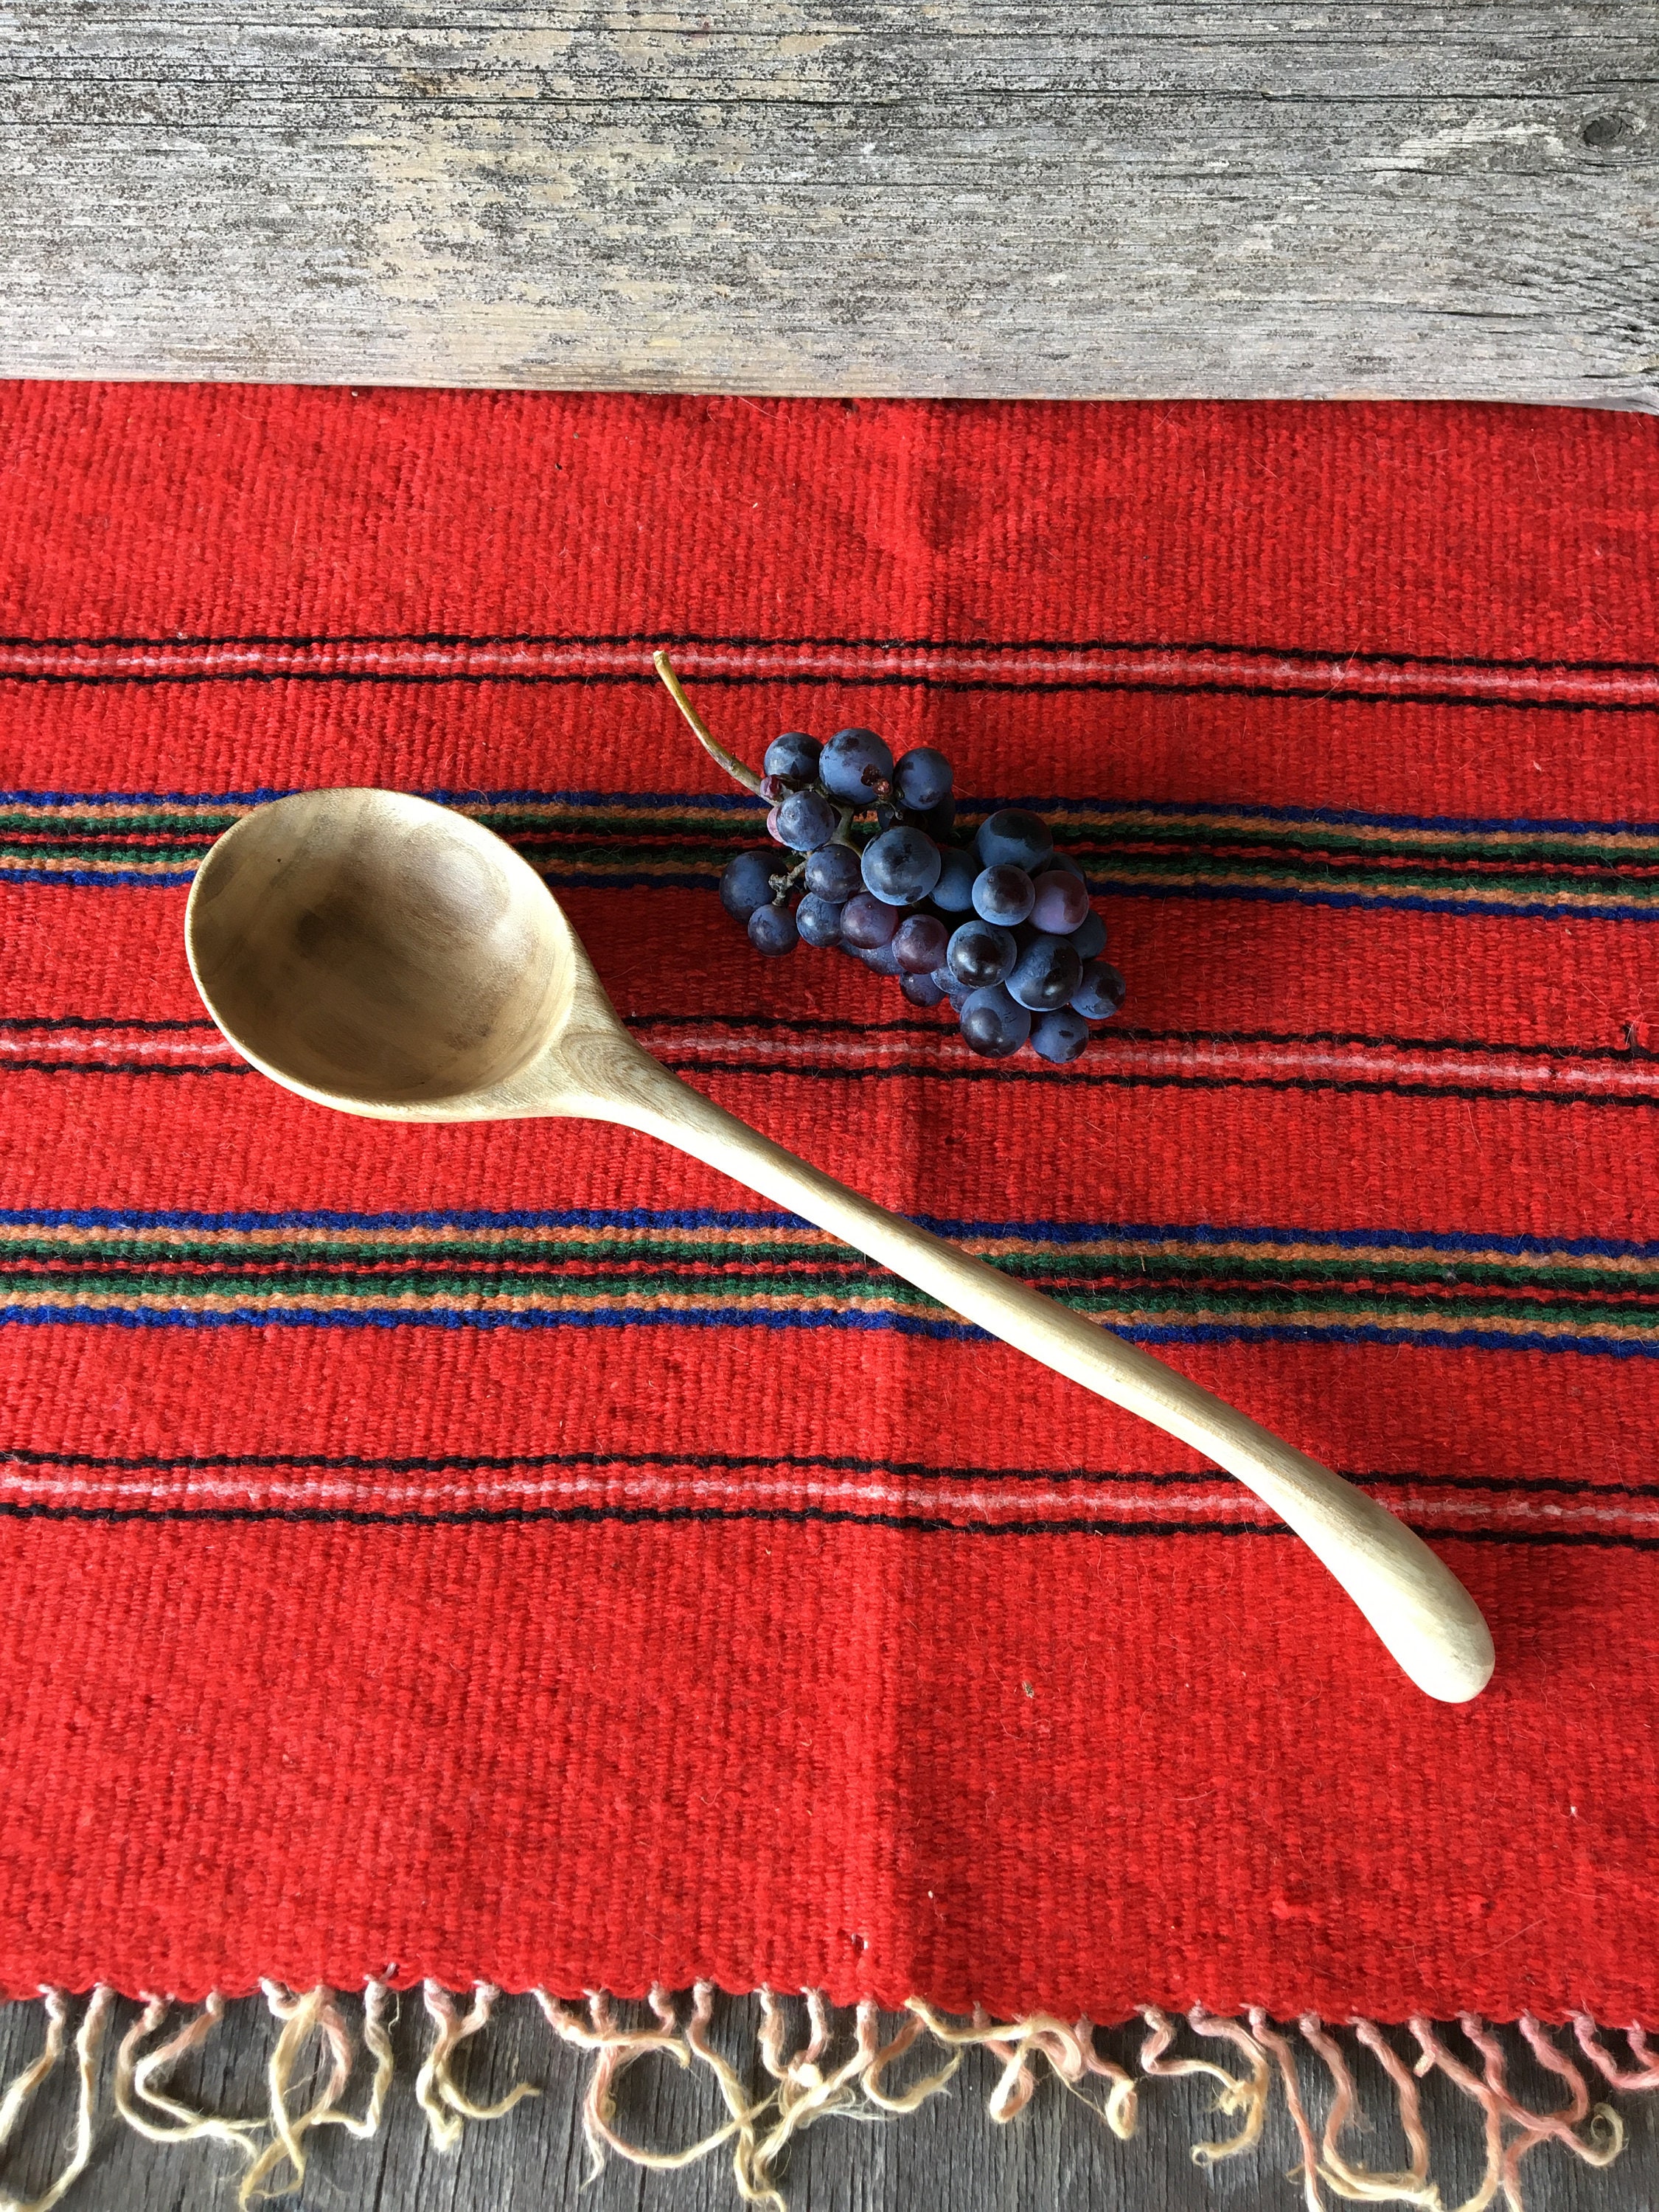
{"left": 0, "top": 1994, "right": 67, "bottom": 2166}
{"left": 237, "top": 1982, "right": 353, "bottom": 2202}
{"left": 113, "top": 1992, "right": 262, "bottom": 2158}
{"left": 753, "top": 1987, "right": 868, "bottom": 2180}
{"left": 535, "top": 1983, "right": 736, "bottom": 2179}
{"left": 1572, "top": 2014, "right": 1659, "bottom": 2093}
{"left": 414, "top": 1981, "right": 538, "bottom": 2152}
{"left": 0, "top": 1989, "right": 1652, "bottom": 2209}
{"left": 0, "top": 1988, "right": 111, "bottom": 2212}
{"left": 1301, "top": 2013, "right": 1441, "bottom": 2208}
{"left": 322, "top": 1981, "right": 396, "bottom": 2142}
{"left": 1144, "top": 2002, "right": 1269, "bottom": 2164}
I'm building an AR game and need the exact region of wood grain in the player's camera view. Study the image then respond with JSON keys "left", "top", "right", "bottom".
{"left": 0, "top": 1992, "right": 1652, "bottom": 2212}
{"left": 1, "top": 4, "right": 1654, "bottom": 405}
{"left": 184, "top": 786, "right": 1495, "bottom": 1702}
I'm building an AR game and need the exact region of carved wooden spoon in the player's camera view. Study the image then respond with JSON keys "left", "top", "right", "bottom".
{"left": 184, "top": 787, "right": 1495, "bottom": 1703}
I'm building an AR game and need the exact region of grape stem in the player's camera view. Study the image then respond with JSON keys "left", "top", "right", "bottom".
{"left": 653, "top": 650, "right": 765, "bottom": 796}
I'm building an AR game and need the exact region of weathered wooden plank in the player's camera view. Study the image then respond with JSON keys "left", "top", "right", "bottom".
{"left": 1, "top": 4, "right": 1654, "bottom": 403}
{"left": 0, "top": 1991, "right": 1652, "bottom": 2211}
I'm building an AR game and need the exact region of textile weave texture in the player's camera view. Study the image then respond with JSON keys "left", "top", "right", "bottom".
{"left": 0, "top": 385, "right": 1655, "bottom": 2025}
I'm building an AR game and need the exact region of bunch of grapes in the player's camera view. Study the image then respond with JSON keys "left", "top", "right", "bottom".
{"left": 718, "top": 726, "right": 1125, "bottom": 1063}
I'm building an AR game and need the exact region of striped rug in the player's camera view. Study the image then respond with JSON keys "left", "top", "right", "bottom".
{"left": 1, "top": 385, "right": 1655, "bottom": 2048}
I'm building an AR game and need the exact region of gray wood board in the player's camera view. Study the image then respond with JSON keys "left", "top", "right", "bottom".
{"left": 1, "top": 4, "right": 1655, "bottom": 406}
{"left": 0, "top": 1993, "right": 1654, "bottom": 2211}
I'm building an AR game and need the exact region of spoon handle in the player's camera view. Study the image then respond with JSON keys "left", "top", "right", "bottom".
{"left": 591, "top": 1047, "right": 1493, "bottom": 1703}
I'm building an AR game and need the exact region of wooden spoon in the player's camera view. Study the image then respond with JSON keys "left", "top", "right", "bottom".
{"left": 184, "top": 787, "right": 1495, "bottom": 1703}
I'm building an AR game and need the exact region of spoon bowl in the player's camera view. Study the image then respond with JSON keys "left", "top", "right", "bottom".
{"left": 187, "top": 787, "right": 1496, "bottom": 1704}
{"left": 187, "top": 787, "right": 574, "bottom": 1110}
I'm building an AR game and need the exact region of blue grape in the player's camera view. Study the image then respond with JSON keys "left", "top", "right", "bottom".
{"left": 893, "top": 914, "right": 948, "bottom": 974}
{"left": 892, "top": 747, "right": 953, "bottom": 810}
{"left": 972, "top": 863, "right": 1035, "bottom": 927}
{"left": 960, "top": 985, "right": 1032, "bottom": 1058}
{"left": 975, "top": 807, "right": 1054, "bottom": 874}
{"left": 796, "top": 894, "right": 844, "bottom": 947}
{"left": 946, "top": 919, "right": 1017, "bottom": 989}
{"left": 1071, "top": 960, "right": 1127, "bottom": 1021}
{"left": 931, "top": 846, "right": 979, "bottom": 912}
{"left": 1007, "top": 933, "right": 1083, "bottom": 1012}
{"left": 1068, "top": 909, "right": 1106, "bottom": 960}
{"left": 775, "top": 787, "right": 838, "bottom": 852}
{"left": 841, "top": 891, "right": 900, "bottom": 948}
{"left": 721, "top": 847, "right": 779, "bottom": 919}
{"left": 820, "top": 727, "right": 894, "bottom": 802}
{"left": 1031, "top": 1009, "right": 1089, "bottom": 1063}
{"left": 764, "top": 731, "right": 821, "bottom": 787}
{"left": 733, "top": 764, "right": 1117, "bottom": 1064}
{"left": 1030, "top": 870, "right": 1090, "bottom": 934}
{"left": 804, "top": 842, "right": 862, "bottom": 901}
{"left": 861, "top": 826, "right": 942, "bottom": 905}
{"left": 748, "top": 903, "right": 798, "bottom": 956}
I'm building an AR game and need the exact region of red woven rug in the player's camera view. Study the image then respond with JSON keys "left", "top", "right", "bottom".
{"left": 1, "top": 386, "right": 1655, "bottom": 2033}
